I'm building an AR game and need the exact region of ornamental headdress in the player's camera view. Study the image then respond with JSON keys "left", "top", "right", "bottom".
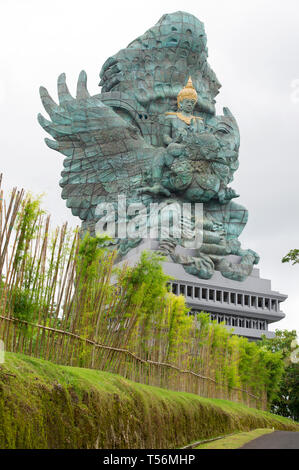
{"left": 177, "top": 77, "right": 198, "bottom": 105}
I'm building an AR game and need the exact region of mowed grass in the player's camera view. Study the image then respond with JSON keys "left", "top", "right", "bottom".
{"left": 0, "top": 352, "right": 298, "bottom": 449}
{"left": 196, "top": 428, "right": 274, "bottom": 449}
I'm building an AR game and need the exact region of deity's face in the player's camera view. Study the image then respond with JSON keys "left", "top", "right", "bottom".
{"left": 206, "top": 108, "right": 240, "bottom": 167}
{"left": 179, "top": 99, "right": 196, "bottom": 114}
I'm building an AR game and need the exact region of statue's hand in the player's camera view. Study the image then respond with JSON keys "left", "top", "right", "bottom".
{"left": 241, "top": 248, "right": 260, "bottom": 265}
{"left": 174, "top": 129, "right": 187, "bottom": 143}
{"left": 137, "top": 184, "right": 171, "bottom": 197}
{"left": 167, "top": 142, "right": 186, "bottom": 158}
{"left": 228, "top": 241, "right": 260, "bottom": 265}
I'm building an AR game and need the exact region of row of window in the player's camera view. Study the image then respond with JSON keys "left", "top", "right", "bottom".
{"left": 171, "top": 282, "right": 278, "bottom": 312}
{"left": 191, "top": 310, "right": 267, "bottom": 331}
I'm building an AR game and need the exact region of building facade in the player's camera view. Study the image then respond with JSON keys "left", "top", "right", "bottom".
{"left": 118, "top": 241, "right": 286, "bottom": 340}
{"left": 165, "top": 261, "right": 286, "bottom": 340}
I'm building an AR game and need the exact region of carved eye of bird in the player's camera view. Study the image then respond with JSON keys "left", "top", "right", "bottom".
{"left": 215, "top": 128, "right": 230, "bottom": 136}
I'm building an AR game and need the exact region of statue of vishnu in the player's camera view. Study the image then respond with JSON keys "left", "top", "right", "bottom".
{"left": 38, "top": 11, "right": 260, "bottom": 281}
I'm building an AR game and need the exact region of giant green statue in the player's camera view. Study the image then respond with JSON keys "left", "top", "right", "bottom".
{"left": 38, "top": 11, "right": 259, "bottom": 281}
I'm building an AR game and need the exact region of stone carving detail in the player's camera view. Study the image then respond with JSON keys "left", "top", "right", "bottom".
{"left": 38, "top": 11, "right": 259, "bottom": 281}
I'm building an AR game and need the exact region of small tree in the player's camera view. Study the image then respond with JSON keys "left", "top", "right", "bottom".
{"left": 282, "top": 249, "right": 299, "bottom": 265}
{"left": 259, "top": 330, "right": 299, "bottom": 420}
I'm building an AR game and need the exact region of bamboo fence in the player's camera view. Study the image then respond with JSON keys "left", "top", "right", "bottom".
{"left": 0, "top": 177, "right": 267, "bottom": 410}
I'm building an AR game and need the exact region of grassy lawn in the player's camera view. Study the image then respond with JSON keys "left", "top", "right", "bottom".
{"left": 196, "top": 428, "right": 274, "bottom": 449}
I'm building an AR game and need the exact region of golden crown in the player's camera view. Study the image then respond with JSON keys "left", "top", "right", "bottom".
{"left": 177, "top": 77, "right": 198, "bottom": 104}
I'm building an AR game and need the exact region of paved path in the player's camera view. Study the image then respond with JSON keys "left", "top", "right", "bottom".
{"left": 241, "top": 431, "right": 299, "bottom": 449}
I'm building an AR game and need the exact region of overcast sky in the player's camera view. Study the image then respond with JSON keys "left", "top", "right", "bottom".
{"left": 0, "top": 0, "right": 298, "bottom": 334}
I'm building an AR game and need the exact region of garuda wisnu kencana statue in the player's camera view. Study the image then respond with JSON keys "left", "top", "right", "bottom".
{"left": 38, "top": 11, "right": 259, "bottom": 281}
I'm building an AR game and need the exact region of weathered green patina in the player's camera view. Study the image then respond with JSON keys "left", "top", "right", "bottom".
{"left": 38, "top": 11, "right": 259, "bottom": 281}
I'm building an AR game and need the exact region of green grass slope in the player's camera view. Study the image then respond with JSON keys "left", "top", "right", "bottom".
{"left": 0, "top": 353, "right": 298, "bottom": 449}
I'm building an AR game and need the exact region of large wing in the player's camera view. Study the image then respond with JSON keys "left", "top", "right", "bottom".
{"left": 38, "top": 71, "right": 151, "bottom": 222}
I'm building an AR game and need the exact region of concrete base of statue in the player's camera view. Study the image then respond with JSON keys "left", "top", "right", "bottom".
{"left": 116, "top": 240, "right": 287, "bottom": 341}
